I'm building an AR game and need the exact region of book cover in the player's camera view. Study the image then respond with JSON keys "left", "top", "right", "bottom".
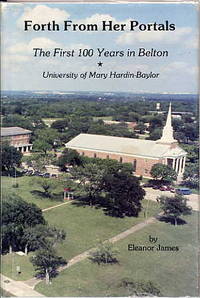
{"left": 1, "top": 1, "right": 199, "bottom": 297}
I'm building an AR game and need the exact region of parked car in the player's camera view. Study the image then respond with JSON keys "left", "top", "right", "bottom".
{"left": 175, "top": 188, "right": 192, "bottom": 195}
{"left": 169, "top": 187, "right": 175, "bottom": 193}
{"left": 159, "top": 185, "right": 168, "bottom": 191}
{"left": 142, "top": 183, "right": 154, "bottom": 188}
{"left": 152, "top": 185, "right": 160, "bottom": 190}
{"left": 51, "top": 174, "right": 57, "bottom": 178}
{"left": 26, "top": 170, "right": 33, "bottom": 176}
{"left": 43, "top": 173, "right": 50, "bottom": 178}
{"left": 34, "top": 171, "right": 41, "bottom": 176}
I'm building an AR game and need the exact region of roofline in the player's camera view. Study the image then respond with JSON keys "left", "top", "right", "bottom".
{"left": 66, "top": 145, "right": 166, "bottom": 159}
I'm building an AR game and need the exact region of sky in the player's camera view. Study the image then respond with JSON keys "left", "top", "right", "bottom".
{"left": 1, "top": 2, "right": 199, "bottom": 93}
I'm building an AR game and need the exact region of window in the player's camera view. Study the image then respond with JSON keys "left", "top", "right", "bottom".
{"left": 106, "top": 155, "right": 109, "bottom": 159}
{"left": 94, "top": 153, "right": 97, "bottom": 158}
{"left": 119, "top": 157, "right": 123, "bottom": 163}
{"left": 82, "top": 152, "right": 85, "bottom": 156}
{"left": 133, "top": 159, "right": 137, "bottom": 172}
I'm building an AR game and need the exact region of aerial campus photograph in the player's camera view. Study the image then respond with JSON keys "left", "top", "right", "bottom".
{"left": 1, "top": 2, "right": 199, "bottom": 298}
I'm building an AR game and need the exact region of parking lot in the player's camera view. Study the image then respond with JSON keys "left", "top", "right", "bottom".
{"left": 145, "top": 187, "right": 199, "bottom": 211}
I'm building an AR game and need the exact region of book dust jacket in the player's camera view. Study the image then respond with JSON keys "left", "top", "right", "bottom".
{"left": 1, "top": 1, "right": 199, "bottom": 297}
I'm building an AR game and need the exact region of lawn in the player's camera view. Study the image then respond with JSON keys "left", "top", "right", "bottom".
{"left": 36, "top": 211, "right": 198, "bottom": 297}
{"left": 93, "top": 116, "right": 113, "bottom": 121}
{"left": 1, "top": 253, "right": 35, "bottom": 281}
{"left": 1, "top": 176, "right": 64, "bottom": 210}
{"left": 42, "top": 118, "right": 63, "bottom": 127}
{"left": 1, "top": 198, "right": 160, "bottom": 281}
{"left": 43, "top": 199, "right": 160, "bottom": 260}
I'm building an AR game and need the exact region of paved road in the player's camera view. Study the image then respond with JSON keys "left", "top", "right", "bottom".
{"left": 145, "top": 188, "right": 199, "bottom": 211}
{"left": 1, "top": 274, "right": 45, "bottom": 297}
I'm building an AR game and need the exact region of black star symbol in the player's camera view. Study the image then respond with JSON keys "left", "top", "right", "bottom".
{"left": 98, "top": 61, "right": 103, "bottom": 67}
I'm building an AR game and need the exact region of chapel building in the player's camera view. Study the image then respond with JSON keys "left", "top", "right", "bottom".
{"left": 65, "top": 104, "right": 187, "bottom": 180}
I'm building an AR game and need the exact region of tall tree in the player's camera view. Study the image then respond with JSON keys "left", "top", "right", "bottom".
{"left": 157, "top": 195, "right": 192, "bottom": 225}
{"left": 150, "top": 163, "right": 177, "bottom": 183}
{"left": 2, "top": 194, "right": 45, "bottom": 252}
{"left": 30, "top": 248, "right": 67, "bottom": 284}
{"left": 1, "top": 143, "right": 22, "bottom": 173}
{"left": 183, "top": 163, "right": 199, "bottom": 189}
{"left": 22, "top": 225, "right": 50, "bottom": 255}
{"left": 102, "top": 172, "right": 145, "bottom": 217}
{"left": 33, "top": 139, "right": 51, "bottom": 155}
{"left": 71, "top": 163, "right": 105, "bottom": 206}
{"left": 57, "top": 149, "right": 83, "bottom": 170}
{"left": 32, "top": 177, "right": 57, "bottom": 198}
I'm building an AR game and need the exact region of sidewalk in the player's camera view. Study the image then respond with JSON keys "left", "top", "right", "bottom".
{"left": 6, "top": 214, "right": 159, "bottom": 292}
{"left": 59, "top": 215, "right": 158, "bottom": 271}
{"left": 1, "top": 274, "right": 45, "bottom": 297}
{"left": 42, "top": 200, "right": 71, "bottom": 212}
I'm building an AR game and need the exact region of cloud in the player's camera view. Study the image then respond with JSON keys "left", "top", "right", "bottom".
{"left": 116, "top": 26, "right": 193, "bottom": 45}
{"left": 162, "top": 61, "right": 198, "bottom": 76}
{"left": 8, "top": 38, "right": 90, "bottom": 56}
{"left": 17, "top": 5, "right": 70, "bottom": 28}
{"left": 78, "top": 13, "right": 116, "bottom": 26}
{"left": 2, "top": 54, "right": 30, "bottom": 73}
{"left": 8, "top": 37, "right": 61, "bottom": 54}
{"left": 184, "top": 36, "right": 198, "bottom": 49}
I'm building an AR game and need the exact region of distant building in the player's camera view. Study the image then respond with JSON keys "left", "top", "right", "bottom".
{"left": 1, "top": 127, "right": 32, "bottom": 153}
{"left": 66, "top": 104, "right": 187, "bottom": 180}
{"left": 103, "top": 120, "right": 137, "bottom": 130}
{"left": 156, "top": 102, "right": 161, "bottom": 110}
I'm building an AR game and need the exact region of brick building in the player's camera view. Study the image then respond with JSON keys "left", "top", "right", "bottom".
{"left": 1, "top": 127, "right": 33, "bottom": 153}
{"left": 65, "top": 104, "right": 187, "bottom": 179}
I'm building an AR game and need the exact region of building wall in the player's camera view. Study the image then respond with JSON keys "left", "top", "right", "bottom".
{"left": 75, "top": 148, "right": 162, "bottom": 177}
{"left": 10, "top": 134, "right": 31, "bottom": 146}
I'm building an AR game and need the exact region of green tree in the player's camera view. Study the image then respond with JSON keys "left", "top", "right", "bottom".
{"left": 33, "top": 177, "right": 56, "bottom": 198}
{"left": 149, "top": 116, "right": 163, "bottom": 132}
{"left": 46, "top": 226, "right": 66, "bottom": 248}
{"left": 2, "top": 194, "right": 45, "bottom": 253}
{"left": 33, "top": 139, "right": 51, "bottom": 155}
{"left": 51, "top": 119, "right": 68, "bottom": 132}
{"left": 71, "top": 163, "right": 105, "bottom": 206}
{"left": 2, "top": 114, "right": 34, "bottom": 130}
{"left": 35, "top": 128, "right": 60, "bottom": 146}
{"left": 135, "top": 122, "right": 146, "bottom": 134}
{"left": 23, "top": 153, "right": 56, "bottom": 172}
{"left": 120, "top": 278, "right": 162, "bottom": 296}
{"left": 22, "top": 225, "right": 66, "bottom": 255}
{"left": 2, "top": 224, "right": 23, "bottom": 254}
{"left": 22, "top": 225, "right": 50, "bottom": 255}
{"left": 150, "top": 163, "right": 177, "bottom": 183}
{"left": 148, "top": 128, "right": 162, "bottom": 140}
{"left": 183, "top": 163, "right": 199, "bottom": 189}
{"left": 57, "top": 149, "right": 83, "bottom": 170}
{"left": 89, "top": 241, "right": 119, "bottom": 265}
{"left": 1, "top": 143, "right": 22, "bottom": 173}
{"left": 102, "top": 172, "right": 145, "bottom": 217}
{"left": 30, "top": 248, "right": 66, "bottom": 284}
{"left": 157, "top": 195, "right": 192, "bottom": 225}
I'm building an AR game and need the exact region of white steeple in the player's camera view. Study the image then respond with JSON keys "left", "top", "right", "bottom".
{"left": 157, "top": 103, "right": 177, "bottom": 144}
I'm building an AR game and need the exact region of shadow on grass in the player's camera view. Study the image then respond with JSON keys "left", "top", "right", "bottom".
{"left": 30, "top": 190, "right": 63, "bottom": 202}
{"left": 157, "top": 215, "right": 187, "bottom": 225}
{"left": 71, "top": 196, "right": 103, "bottom": 209}
{"left": 71, "top": 197, "right": 130, "bottom": 218}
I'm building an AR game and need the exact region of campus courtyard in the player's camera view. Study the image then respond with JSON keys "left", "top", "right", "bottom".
{"left": 1, "top": 176, "right": 198, "bottom": 297}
